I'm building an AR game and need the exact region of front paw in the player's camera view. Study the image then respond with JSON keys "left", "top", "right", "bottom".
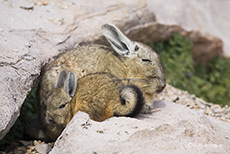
{"left": 141, "top": 103, "right": 153, "bottom": 114}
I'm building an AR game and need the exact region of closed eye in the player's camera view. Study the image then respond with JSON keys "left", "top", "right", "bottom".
{"left": 142, "top": 59, "right": 152, "bottom": 62}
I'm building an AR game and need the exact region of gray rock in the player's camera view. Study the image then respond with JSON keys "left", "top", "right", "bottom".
{"left": 0, "top": 0, "right": 153, "bottom": 139}
{"left": 146, "top": 0, "right": 230, "bottom": 58}
{"left": 1, "top": 0, "right": 229, "bottom": 141}
{"left": 50, "top": 101, "right": 230, "bottom": 154}
{"left": 35, "top": 143, "right": 52, "bottom": 154}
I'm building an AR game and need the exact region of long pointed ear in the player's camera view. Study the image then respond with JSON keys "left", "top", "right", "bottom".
{"left": 101, "top": 24, "right": 133, "bottom": 57}
{"left": 56, "top": 70, "right": 67, "bottom": 88}
{"left": 64, "top": 72, "right": 77, "bottom": 98}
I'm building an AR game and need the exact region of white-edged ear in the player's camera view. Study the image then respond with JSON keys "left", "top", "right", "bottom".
{"left": 64, "top": 72, "right": 77, "bottom": 98}
{"left": 101, "top": 24, "right": 133, "bottom": 57}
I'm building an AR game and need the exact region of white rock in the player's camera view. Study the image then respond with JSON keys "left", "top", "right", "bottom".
{"left": 146, "top": 0, "right": 230, "bottom": 57}
{"left": 50, "top": 101, "right": 230, "bottom": 154}
{"left": 35, "top": 143, "right": 52, "bottom": 154}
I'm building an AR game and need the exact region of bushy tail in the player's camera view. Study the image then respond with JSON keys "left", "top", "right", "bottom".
{"left": 114, "top": 84, "right": 144, "bottom": 117}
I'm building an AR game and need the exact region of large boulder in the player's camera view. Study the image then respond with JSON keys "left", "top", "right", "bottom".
{"left": 50, "top": 101, "right": 230, "bottom": 153}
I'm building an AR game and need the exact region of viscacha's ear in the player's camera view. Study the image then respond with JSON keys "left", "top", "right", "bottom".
{"left": 56, "top": 70, "right": 67, "bottom": 88}
{"left": 101, "top": 24, "right": 133, "bottom": 57}
{"left": 64, "top": 71, "right": 77, "bottom": 98}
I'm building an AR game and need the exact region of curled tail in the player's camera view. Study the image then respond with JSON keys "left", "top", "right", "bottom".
{"left": 114, "top": 84, "right": 144, "bottom": 117}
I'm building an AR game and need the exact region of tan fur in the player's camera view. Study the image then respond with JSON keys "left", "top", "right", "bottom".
{"left": 41, "top": 72, "right": 143, "bottom": 141}
{"left": 41, "top": 88, "right": 73, "bottom": 141}
{"left": 38, "top": 23, "right": 166, "bottom": 140}
{"left": 40, "top": 25, "right": 165, "bottom": 113}
{"left": 71, "top": 72, "right": 143, "bottom": 122}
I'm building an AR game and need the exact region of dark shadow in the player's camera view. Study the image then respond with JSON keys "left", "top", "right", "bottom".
{"left": 152, "top": 100, "right": 166, "bottom": 109}
{"left": 136, "top": 100, "right": 166, "bottom": 119}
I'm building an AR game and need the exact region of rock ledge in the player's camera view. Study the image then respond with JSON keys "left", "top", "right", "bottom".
{"left": 50, "top": 101, "right": 230, "bottom": 154}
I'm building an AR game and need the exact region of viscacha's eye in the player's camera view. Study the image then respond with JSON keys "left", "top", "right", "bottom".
{"left": 59, "top": 104, "right": 66, "bottom": 109}
{"left": 142, "top": 59, "right": 152, "bottom": 62}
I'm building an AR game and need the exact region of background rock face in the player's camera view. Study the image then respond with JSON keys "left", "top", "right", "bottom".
{"left": 50, "top": 101, "right": 230, "bottom": 154}
{"left": 146, "top": 0, "right": 230, "bottom": 57}
{"left": 125, "top": 23, "right": 223, "bottom": 65}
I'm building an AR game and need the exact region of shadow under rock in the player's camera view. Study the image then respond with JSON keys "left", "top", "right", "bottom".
{"left": 152, "top": 100, "right": 166, "bottom": 109}
{"left": 137, "top": 100, "right": 166, "bottom": 119}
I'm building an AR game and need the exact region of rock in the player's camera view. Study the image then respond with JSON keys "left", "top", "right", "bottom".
{"left": 0, "top": 0, "right": 153, "bottom": 139}
{"left": 146, "top": 0, "right": 230, "bottom": 58}
{"left": 1, "top": 0, "right": 229, "bottom": 141}
{"left": 187, "top": 31, "right": 223, "bottom": 65}
{"left": 126, "top": 22, "right": 223, "bottom": 65}
{"left": 50, "top": 101, "right": 230, "bottom": 153}
{"left": 35, "top": 143, "right": 52, "bottom": 154}
{"left": 155, "top": 84, "right": 230, "bottom": 122}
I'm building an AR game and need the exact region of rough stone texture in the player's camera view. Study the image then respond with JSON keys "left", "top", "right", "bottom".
{"left": 0, "top": 0, "right": 229, "bottom": 142}
{"left": 186, "top": 31, "right": 223, "bottom": 64}
{"left": 156, "top": 84, "right": 230, "bottom": 122}
{"left": 34, "top": 143, "right": 52, "bottom": 154}
{"left": 51, "top": 102, "right": 230, "bottom": 154}
{"left": 146, "top": 0, "right": 230, "bottom": 57}
{"left": 0, "top": 0, "right": 154, "bottom": 139}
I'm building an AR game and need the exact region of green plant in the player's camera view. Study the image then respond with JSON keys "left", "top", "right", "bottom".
{"left": 0, "top": 86, "right": 39, "bottom": 150}
{"left": 196, "top": 58, "right": 230, "bottom": 105}
{"left": 148, "top": 33, "right": 230, "bottom": 106}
